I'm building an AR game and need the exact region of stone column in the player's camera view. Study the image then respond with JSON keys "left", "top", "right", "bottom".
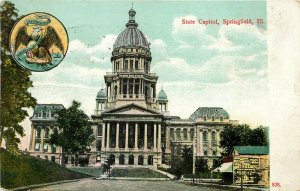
{"left": 116, "top": 123, "right": 119, "bottom": 149}
{"left": 106, "top": 123, "right": 110, "bottom": 149}
{"left": 165, "top": 127, "right": 171, "bottom": 153}
{"left": 125, "top": 122, "right": 129, "bottom": 150}
{"left": 180, "top": 128, "right": 184, "bottom": 141}
{"left": 115, "top": 155, "right": 119, "bottom": 165}
{"left": 153, "top": 124, "right": 157, "bottom": 150}
{"left": 196, "top": 127, "right": 200, "bottom": 155}
{"left": 125, "top": 155, "right": 129, "bottom": 165}
{"left": 134, "top": 123, "right": 138, "bottom": 150}
{"left": 134, "top": 155, "right": 138, "bottom": 165}
{"left": 41, "top": 128, "right": 44, "bottom": 152}
{"left": 158, "top": 124, "right": 161, "bottom": 151}
{"left": 217, "top": 130, "right": 221, "bottom": 155}
{"left": 102, "top": 123, "right": 106, "bottom": 150}
{"left": 208, "top": 130, "right": 211, "bottom": 156}
{"left": 144, "top": 155, "right": 148, "bottom": 165}
{"left": 144, "top": 124, "right": 148, "bottom": 150}
{"left": 30, "top": 127, "right": 35, "bottom": 151}
{"left": 199, "top": 129, "right": 203, "bottom": 156}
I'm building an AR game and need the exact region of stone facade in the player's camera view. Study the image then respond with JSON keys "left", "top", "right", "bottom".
{"left": 29, "top": 104, "right": 64, "bottom": 164}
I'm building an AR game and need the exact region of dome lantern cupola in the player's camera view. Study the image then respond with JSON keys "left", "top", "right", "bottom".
{"left": 95, "top": 88, "right": 107, "bottom": 115}
{"left": 157, "top": 88, "right": 169, "bottom": 115}
{"left": 126, "top": 8, "right": 138, "bottom": 27}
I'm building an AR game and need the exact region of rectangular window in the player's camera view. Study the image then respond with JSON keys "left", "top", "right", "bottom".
{"left": 51, "top": 145, "right": 56, "bottom": 153}
{"left": 97, "top": 125, "right": 102, "bottom": 136}
{"left": 35, "top": 143, "right": 41, "bottom": 151}
{"left": 44, "top": 143, "right": 48, "bottom": 152}
{"left": 44, "top": 128, "right": 49, "bottom": 138}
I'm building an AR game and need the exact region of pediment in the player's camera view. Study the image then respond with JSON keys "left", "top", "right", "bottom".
{"left": 104, "top": 103, "right": 161, "bottom": 116}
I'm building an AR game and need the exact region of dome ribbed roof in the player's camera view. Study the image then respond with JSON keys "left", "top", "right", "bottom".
{"left": 96, "top": 88, "right": 107, "bottom": 99}
{"left": 157, "top": 89, "right": 168, "bottom": 101}
{"left": 113, "top": 8, "right": 149, "bottom": 50}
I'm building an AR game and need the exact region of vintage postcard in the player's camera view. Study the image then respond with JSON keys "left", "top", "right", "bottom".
{"left": 1, "top": 0, "right": 300, "bottom": 190}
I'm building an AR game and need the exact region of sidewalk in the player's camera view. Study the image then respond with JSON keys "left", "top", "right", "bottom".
{"left": 179, "top": 180, "right": 270, "bottom": 191}
{"left": 10, "top": 178, "right": 92, "bottom": 191}
{"left": 151, "top": 168, "right": 176, "bottom": 179}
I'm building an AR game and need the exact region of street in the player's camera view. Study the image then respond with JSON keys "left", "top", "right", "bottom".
{"left": 32, "top": 178, "right": 233, "bottom": 191}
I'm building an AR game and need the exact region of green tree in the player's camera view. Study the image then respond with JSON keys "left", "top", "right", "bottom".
{"left": 195, "top": 157, "right": 208, "bottom": 174}
{"left": 0, "top": 1, "right": 37, "bottom": 153}
{"left": 220, "top": 124, "right": 268, "bottom": 155}
{"left": 50, "top": 101, "right": 94, "bottom": 166}
{"left": 181, "top": 147, "right": 193, "bottom": 174}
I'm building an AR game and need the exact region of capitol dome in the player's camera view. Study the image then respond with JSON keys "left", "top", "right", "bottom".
{"left": 113, "top": 8, "right": 150, "bottom": 50}
{"left": 157, "top": 89, "right": 168, "bottom": 101}
{"left": 96, "top": 88, "right": 107, "bottom": 99}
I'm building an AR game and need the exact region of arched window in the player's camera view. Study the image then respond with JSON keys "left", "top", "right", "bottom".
{"left": 203, "top": 131, "right": 208, "bottom": 141}
{"left": 135, "top": 60, "right": 139, "bottom": 69}
{"left": 176, "top": 129, "right": 181, "bottom": 141}
{"left": 109, "top": 154, "right": 115, "bottom": 165}
{"left": 212, "top": 116, "right": 215, "bottom": 121}
{"left": 220, "top": 116, "right": 224, "bottom": 122}
{"left": 130, "top": 60, "right": 133, "bottom": 70}
{"left": 148, "top": 155, "right": 153, "bottom": 165}
{"left": 144, "top": 62, "right": 148, "bottom": 72}
{"left": 124, "top": 60, "right": 128, "bottom": 70}
{"left": 96, "top": 140, "right": 101, "bottom": 151}
{"left": 190, "top": 129, "right": 195, "bottom": 140}
{"left": 44, "top": 128, "right": 50, "bottom": 138}
{"left": 119, "top": 154, "right": 125, "bottom": 165}
{"left": 211, "top": 131, "right": 216, "bottom": 141}
{"left": 203, "top": 116, "right": 207, "bottom": 121}
{"left": 183, "top": 129, "right": 188, "bottom": 140}
{"left": 138, "top": 155, "right": 144, "bottom": 165}
{"left": 128, "top": 154, "right": 134, "bottom": 165}
{"left": 177, "top": 147, "right": 182, "bottom": 155}
{"left": 36, "top": 128, "right": 41, "bottom": 138}
{"left": 170, "top": 129, "right": 174, "bottom": 141}
{"left": 97, "top": 125, "right": 102, "bottom": 136}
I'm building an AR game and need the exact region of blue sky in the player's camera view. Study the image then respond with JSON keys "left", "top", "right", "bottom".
{"left": 12, "top": 0, "right": 268, "bottom": 148}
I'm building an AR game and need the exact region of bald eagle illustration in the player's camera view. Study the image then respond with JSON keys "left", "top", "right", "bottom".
{"left": 15, "top": 26, "right": 64, "bottom": 64}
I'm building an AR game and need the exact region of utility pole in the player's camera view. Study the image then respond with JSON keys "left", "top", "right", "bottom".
{"left": 192, "top": 128, "right": 196, "bottom": 183}
{"left": 240, "top": 158, "right": 243, "bottom": 191}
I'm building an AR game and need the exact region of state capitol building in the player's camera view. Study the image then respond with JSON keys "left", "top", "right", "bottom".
{"left": 28, "top": 8, "right": 238, "bottom": 168}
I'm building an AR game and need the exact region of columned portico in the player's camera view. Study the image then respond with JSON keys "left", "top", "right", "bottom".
{"left": 157, "top": 124, "right": 161, "bottom": 151}
{"left": 125, "top": 123, "right": 129, "bottom": 150}
{"left": 106, "top": 123, "right": 110, "bottom": 149}
{"left": 144, "top": 124, "right": 147, "bottom": 151}
{"left": 116, "top": 123, "right": 119, "bottom": 149}
{"left": 134, "top": 123, "right": 138, "bottom": 150}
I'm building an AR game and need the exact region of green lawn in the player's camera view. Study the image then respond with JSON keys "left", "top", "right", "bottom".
{"left": 111, "top": 167, "right": 168, "bottom": 178}
{"left": 0, "top": 148, "right": 91, "bottom": 189}
{"left": 68, "top": 166, "right": 103, "bottom": 177}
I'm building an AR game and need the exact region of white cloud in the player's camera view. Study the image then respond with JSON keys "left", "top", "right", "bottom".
{"left": 69, "top": 35, "right": 117, "bottom": 54}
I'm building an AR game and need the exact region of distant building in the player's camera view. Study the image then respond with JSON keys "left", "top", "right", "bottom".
{"left": 28, "top": 104, "right": 65, "bottom": 163}
{"left": 232, "top": 146, "right": 269, "bottom": 187}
